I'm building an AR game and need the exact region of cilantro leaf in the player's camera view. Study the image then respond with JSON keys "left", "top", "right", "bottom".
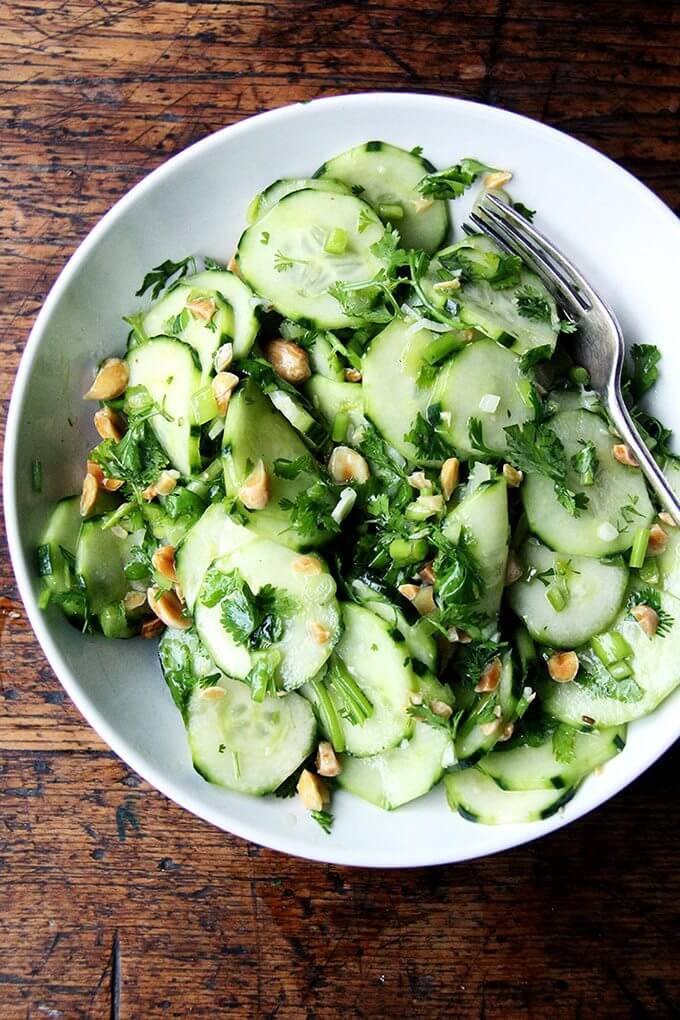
{"left": 136, "top": 256, "right": 196, "bottom": 300}
{"left": 311, "top": 809, "right": 334, "bottom": 834}
{"left": 629, "top": 344, "right": 661, "bottom": 401}
{"left": 515, "top": 285, "right": 553, "bottom": 324}
{"left": 571, "top": 440, "right": 599, "bottom": 486}
{"left": 432, "top": 529, "right": 486, "bottom": 632}
{"left": 467, "top": 417, "right": 498, "bottom": 461}
{"left": 280, "top": 480, "right": 343, "bottom": 537}
{"left": 416, "top": 158, "right": 496, "bottom": 200}
{"left": 273, "top": 455, "right": 315, "bottom": 480}
{"left": 404, "top": 404, "right": 453, "bottom": 462}
{"left": 512, "top": 201, "right": 536, "bottom": 222}
{"left": 504, "top": 422, "right": 588, "bottom": 517}
{"left": 552, "top": 723, "right": 577, "bottom": 764}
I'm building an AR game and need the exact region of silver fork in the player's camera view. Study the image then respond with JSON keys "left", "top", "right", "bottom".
{"left": 468, "top": 192, "right": 680, "bottom": 526}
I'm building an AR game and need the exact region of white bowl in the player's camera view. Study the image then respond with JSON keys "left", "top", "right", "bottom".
{"left": 5, "top": 93, "right": 679, "bottom": 867}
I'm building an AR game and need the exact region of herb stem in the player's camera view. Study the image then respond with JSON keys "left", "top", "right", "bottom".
{"left": 309, "top": 675, "right": 346, "bottom": 753}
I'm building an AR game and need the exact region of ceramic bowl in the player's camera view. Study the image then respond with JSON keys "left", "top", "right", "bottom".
{"left": 5, "top": 93, "right": 679, "bottom": 866}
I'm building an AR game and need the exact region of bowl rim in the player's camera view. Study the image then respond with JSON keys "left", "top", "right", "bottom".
{"left": 4, "top": 91, "right": 680, "bottom": 868}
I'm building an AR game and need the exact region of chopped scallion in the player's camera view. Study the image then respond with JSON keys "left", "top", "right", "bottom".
{"left": 378, "top": 203, "right": 404, "bottom": 221}
{"left": 332, "top": 412, "right": 349, "bottom": 443}
{"left": 629, "top": 527, "right": 650, "bottom": 569}
{"left": 324, "top": 227, "right": 348, "bottom": 255}
{"left": 191, "top": 385, "right": 219, "bottom": 425}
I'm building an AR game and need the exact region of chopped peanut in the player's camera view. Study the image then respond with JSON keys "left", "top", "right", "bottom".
{"left": 398, "top": 583, "right": 419, "bottom": 602}
{"left": 328, "top": 446, "right": 370, "bottom": 485}
{"left": 142, "top": 469, "right": 180, "bottom": 501}
{"left": 407, "top": 470, "right": 430, "bottom": 490}
{"left": 484, "top": 170, "right": 513, "bottom": 189}
{"left": 409, "top": 692, "right": 423, "bottom": 706}
{"left": 432, "top": 278, "right": 461, "bottom": 292}
{"left": 658, "top": 511, "right": 677, "bottom": 528}
{"left": 102, "top": 477, "right": 124, "bottom": 492}
{"left": 475, "top": 657, "right": 502, "bottom": 693}
{"left": 440, "top": 458, "right": 460, "bottom": 501}
{"left": 309, "top": 621, "right": 331, "bottom": 645}
{"left": 498, "top": 722, "right": 515, "bottom": 742}
{"left": 413, "top": 584, "right": 436, "bottom": 616}
{"left": 503, "top": 463, "right": 524, "bottom": 487}
{"left": 612, "top": 443, "right": 639, "bottom": 467}
{"left": 292, "top": 555, "right": 322, "bottom": 575}
{"left": 80, "top": 473, "right": 99, "bottom": 516}
{"left": 547, "top": 651, "right": 579, "bottom": 683}
{"left": 412, "top": 196, "right": 434, "bottom": 214}
{"left": 151, "top": 545, "right": 178, "bottom": 583}
{"left": 140, "top": 617, "right": 164, "bottom": 639}
{"left": 227, "top": 254, "right": 239, "bottom": 275}
{"left": 504, "top": 551, "right": 523, "bottom": 586}
{"left": 631, "top": 604, "right": 659, "bottom": 637}
{"left": 263, "top": 339, "right": 311, "bottom": 384}
{"left": 297, "top": 769, "right": 329, "bottom": 811}
{"left": 344, "top": 367, "right": 362, "bottom": 383}
{"left": 86, "top": 460, "right": 104, "bottom": 485}
{"left": 212, "top": 371, "right": 239, "bottom": 415}
{"left": 431, "top": 699, "right": 453, "bottom": 719}
{"left": 123, "top": 591, "right": 146, "bottom": 613}
{"left": 419, "top": 561, "right": 436, "bottom": 585}
{"left": 647, "top": 523, "right": 668, "bottom": 556}
{"left": 94, "top": 406, "right": 125, "bottom": 442}
{"left": 480, "top": 720, "right": 500, "bottom": 737}
{"left": 83, "top": 358, "right": 129, "bottom": 401}
{"left": 214, "top": 342, "right": 234, "bottom": 373}
{"left": 238, "top": 459, "right": 270, "bottom": 510}
{"left": 186, "top": 297, "right": 216, "bottom": 322}
{"left": 200, "top": 686, "right": 226, "bottom": 701}
{"left": 316, "top": 741, "right": 341, "bottom": 778}
{"left": 147, "top": 586, "right": 190, "bottom": 631}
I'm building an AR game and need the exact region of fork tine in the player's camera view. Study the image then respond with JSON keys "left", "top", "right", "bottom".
{"left": 471, "top": 206, "right": 588, "bottom": 317}
{"left": 482, "top": 193, "right": 600, "bottom": 309}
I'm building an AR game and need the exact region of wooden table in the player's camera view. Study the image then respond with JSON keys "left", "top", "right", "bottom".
{"left": 1, "top": 2, "right": 679, "bottom": 1016}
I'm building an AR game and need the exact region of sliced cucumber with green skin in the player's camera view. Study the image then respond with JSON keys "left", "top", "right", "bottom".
{"left": 444, "top": 766, "right": 575, "bottom": 824}
{"left": 142, "top": 284, "right": 234, "bottom": 377}
{"left": 159, "top": 626, "right": 221, "bottom": 719}
{"left": 187, "top": 270, "right": 260, "bottom": 358}
{"left": 351, "top": 578, "right": 438, "bottom": 671}
{"left": 305, "top": 603, "right": 417, "bottom": 757}
{"left": 362, "top": 318, "right": 438, "bottom": 463}
{"left": 655, "top": 527, "right": 680, "bottom": 599}
{"left": 436, "top": 235, "right": 560, "bottom": 355}
{"left": 309, "top": 334, "right": 345, "bottom": 381}
{"left": 444, "top": 475, "right": 509, "bottom": 619}
{"left": 187, "top": 676, "right": 317, "bottom": 795}
{"left": 542, "top": 588, "right": 680, "bottom": 726}
{"left": 522, "top": 409, "right": 654, "bottom": 557}
{"left": 337, "top": 674, "right": 454, "bottom": 809}
{"left": 479, "top": 723, "right": 626, "bottom": 791}
{"left": 38, "top": 495, "right": 83, "bottom": 594}
{"left": 315, "top": 141, "right": 449, "bottom": 254}
{"left": 433, "top": 338, "right": 533, "bottom": 458}
{"left": 508, "top": 538, "right": 629, "bottom": 647}
{"left": 236, "top": 189, "right": 387, "bottom": 328}
{"left": 455, "top": 653, "right": 519, "bottom": 763}
{"left": 141, "top": 501, "right": 202, "bottom": 549}
{"left": 194, "top": 540, "right": 340, "bottom": 691}
{"left": 223, "top": 380, "right": 327, "bottom": 549}
{"left": 247, "top": 177, "right": 352, "bottom": 224}
{"left": 175, "top": 502, "right": 257, "bottom": 612}
{"left": 75, "top": 519, "right": 142, "bottom": 614}
{"left": 662, "top": 457, "right": 680, "bottom": 502}
{"left": 126, "top": 337, "right": 202, "bottom": 477}
{"left": 304, "top": 376, "right": 364, "bottom": 430}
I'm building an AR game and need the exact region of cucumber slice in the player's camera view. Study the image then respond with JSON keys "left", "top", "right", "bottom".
{"left": 437, "top": 235, "right": 560, "bottom": 355}
{"left": 455, "top": 652, "right": 519, "bottom": 762}
{"left": 75, "top": 519, "right": 141, "bottom": 614}
{"left": 38, "top": 495, "right": 83, "bottom": 594}
{"left": 444, "top": 766, "right": 575, "bottom": 824}
{"left": 316, "top": 141, "right": 449, "bottom": 254}
{"left": 362, "top": 318, "right": 438, "bottom": 463}
{"left": 247, "top": 177, "right": 351, "bottom": 223}
{"left": 194, "top": 540, "right": 340, "bottom": 691}
{"left": 305, "top": 604, "right": 417, "bottom": 757}
{"left": 142, "top": 285, "right": 234, "bottom": 377}
{"left": 479, "top": 723, "right": 626, "bottom": 791}
{"left": 187, "top": 270, "right": 260, "bottom": 358}
{"left": 187, "top": 676, "right": 317, "bottom": 795}
{"left": 663, "top": 457, "right": 680, "bottom": 502}
{"left": 236, "top": 189, "right": 387, "bottom": 328}
{"left": 542, "top": 588, "right": 680, "bottom": 726}
{"left": 309, "top": 334, "right": 345, "bottom": 381}
{"left": 655, "top": 526, "right": 680, "bottom": 598}
{"left": 351, "top": 578, "right": 438, "bottom": 671}
{"left": 304, "top": 376, "right": 364, "bottom": 429}
{"left": 433, "top": 339, "right": 533, "bottom": 457}
{"left": 175, "top": 502, "right": 257, "bottom": 612}
{"left": 126, "top": 337, "right": 202, "bottom": 477}
{"left": 508, "top": 538, "right": 629, "bottom": 646}
{"left": 443, "top": 475, "right": 509, "bottom": 619}
{"left": 522, "top": 409, "right": 655, "bottom": 556}
{"left": 223, "top": 379, "right": 327, "bottom": 549}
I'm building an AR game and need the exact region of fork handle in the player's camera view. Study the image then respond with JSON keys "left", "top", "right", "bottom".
{"left": 606, "top": 384, "right": 680, "bottom": 527}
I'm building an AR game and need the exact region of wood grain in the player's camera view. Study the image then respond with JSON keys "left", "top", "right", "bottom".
{"left": 1, "top": 1, "right": 679, "bottom": 1016}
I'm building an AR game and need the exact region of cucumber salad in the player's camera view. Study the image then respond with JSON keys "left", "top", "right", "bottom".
{"left": 37, "top": 140, "right": 680, "bottom": 832}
